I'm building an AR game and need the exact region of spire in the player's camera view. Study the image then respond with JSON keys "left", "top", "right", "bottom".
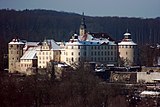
{"left": 80, "top": 12, "right": 86, "bottom": 29}
{"left": 124, "top": 29, "right": 131, "bottom": 39}
{"left": 80, "top": 12, "right": 87, "bottom": 36}
{"left": 126, "top": 28, "right": 129, "bottom": 33}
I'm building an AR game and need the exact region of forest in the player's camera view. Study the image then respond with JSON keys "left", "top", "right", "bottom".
{"left": 0, "top": 9, "right": 160, "bottom": 70}
{"left": 0, "top": 9, "right": 160, "bottom": 44}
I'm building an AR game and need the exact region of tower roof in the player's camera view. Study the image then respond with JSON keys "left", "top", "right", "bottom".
{"left": 9, "top": 38, "right": 24, "bottom": 45}
{"left": 118, "top": 31, "right": 137, "bottom": 45}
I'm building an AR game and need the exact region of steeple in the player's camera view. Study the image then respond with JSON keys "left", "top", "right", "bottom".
{"left": 124, "top": 29, "right": 131, "bottom": 39}
{"left": 79, "top": 12, "right": 87, "bottom": 36}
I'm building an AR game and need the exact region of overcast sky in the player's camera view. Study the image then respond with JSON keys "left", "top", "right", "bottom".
{"left": 0, "top": 0, "right": 160, "bottom": 18}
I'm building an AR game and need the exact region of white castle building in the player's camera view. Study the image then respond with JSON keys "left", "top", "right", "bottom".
{"left": 8, "top": 14, "right": 137, "bottom": 74}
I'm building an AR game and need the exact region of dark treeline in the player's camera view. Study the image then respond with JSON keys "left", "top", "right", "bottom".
{"left": 0, "top": 64, "right": 131, "bottom": 107}
{"left": 0, "top": 9, "right": 160, "bottom": 44}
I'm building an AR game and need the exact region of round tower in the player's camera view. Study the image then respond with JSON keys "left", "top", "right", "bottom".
{"left": 8, "top": 38, "right": 24, "bottom": 73}
{"left": 118, "top": 32, "right": 137, "bottom": 66}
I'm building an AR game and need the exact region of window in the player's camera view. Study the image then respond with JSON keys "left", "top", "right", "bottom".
{"left": 91, "top": 52, "right": 93, "bottom": 56}
{"left": 108, "top": 51, "right": 110, "bottom": 55}
{"left": 17, "top": 51, "right": 19, "bottom": 54}
{"left": 78, "top": 57, "right": 80, "bottom": 61}
{"left": 126, "top": 52, "right": 128, "bottom": 55}
{"left": 105, "top": 46, "right": 107, "bottom": 49}
{"left": 71, "top": 57, "right": 74, "bottom": 62}
{"left": 10, "top": 45, "right": 13, "bottom": 48}
{"left": 111, "top": 46, "right": 113, "bottom": 49}
{"left": 95, "top": 51, "right": 97, "bottom": 56}
{"left": 78, "top": 52, "right": 80, "bottom": 56}
{"left": 101, "top": 51, "right": 103, "bottom": 56}
{"left": 98, "top": 51, "right": 100, "bottom": 55}
{"left": 72, "top": 46, "right": 73, "bottom": 49}
{"left": 72, "top": 52, "right": 74, "bottom": 56}
{"left": 101, "top": 57, "right": 103, "bottom": 61}
{"left": 17, "top": 45, "right": 19, "bottom": 48}
{"left": 78, "top": 46, "right": 80, "bottom": 49}
{"left": 91, "top": 46, "right": 93, "bottom": 49}
{"left": 83, "top": 52, "right": 86, "bottom": 56}
{"left": 105, "top": 51, "right": 107, "bottom": 55}
{"left": 111, "top": 51, "right": 113, "bottom": 55}
{"left": 66, "top": 57, "right": 68, "bottom": 61}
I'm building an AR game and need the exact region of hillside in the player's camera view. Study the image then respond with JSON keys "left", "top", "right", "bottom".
{"left": 0, "top": 9, "right": 160, "bottom": 45}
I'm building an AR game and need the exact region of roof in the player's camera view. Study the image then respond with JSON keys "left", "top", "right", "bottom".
{"left": 118, "top": 39, "right": 137, "bottom": 45}
{"left": 66, "top": 39, "right": 116, "bottom": 46}
{"left": 47, "top": 39, "right": 60, "bottom": 50}
{"left": 26, "top": 42, "right": 39, "bottom": 46}
{"left": 36, "top": 39, "right": 60, "bottom": 51}
{"left": 21, "top": 47, "right": 37, "bottom": 60}
{"left": 89, "top": 32, "right": 115, "bottom": 41}
{"left": 124, "top": 32, "right": 131, "bottom": 36}
{"left": 9, "top": 38, "right": 24, "bottom": 45}
{"left": 66, "top": 33, "right": 117, "bottom": 46}
{"left": 23, "top": 42, "right": 39, "bottom": 51}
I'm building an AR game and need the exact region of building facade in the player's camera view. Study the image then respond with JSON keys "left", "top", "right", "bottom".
{"left": 63, "top": 33, "right": 118, "bottom": 66}
{"left": 36, "top": 39, "right": 61, "bottom": 68}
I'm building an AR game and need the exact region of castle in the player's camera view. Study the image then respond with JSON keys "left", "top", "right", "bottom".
{"left": 8, "top": 14, "right": 137, "bottom": 75}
